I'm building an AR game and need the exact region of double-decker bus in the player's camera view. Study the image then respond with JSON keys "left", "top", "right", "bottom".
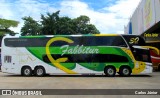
{"left": 1, "top": 34, "right": 152, "bottom": 77}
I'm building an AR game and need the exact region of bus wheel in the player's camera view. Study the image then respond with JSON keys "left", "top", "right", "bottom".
{"left": 104, "top": 66, "right": 116, "bottom": 77}
{"left": 21, "top": 67, "right": 32, "bottom": 76}
{"left": 119, "top": 67, "right": 131, "bottom": 77}
{"left": 34, "top": 67, "right": 46, "bottom": 77}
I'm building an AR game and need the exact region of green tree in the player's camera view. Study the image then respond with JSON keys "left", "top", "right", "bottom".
{"left": 41, "top": 11, "right": 60, "bottom": 35}
{"left": 72, "top": 15, "right": 100, "bottom": 34}
{"left": 85, "top": 24, "right": 100, "bottom": 34}
{"left": 40, "top": 11, "right": 100, "bottom": 35}
{"left": 0, "top": 18, "right": 19, "bottom": 36}
{"left": 21, "top": 16, "right": 42, "bottom": 36}
{"left": 56, "top": 17, "right": 75, "bottom": 35}
{"left": 21, "top": 11, "right": 100, "bottom": 35}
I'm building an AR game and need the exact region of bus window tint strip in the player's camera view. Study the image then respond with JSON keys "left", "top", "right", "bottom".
{"left": 4, "top": 36, "right": 127, "bottom": 47}
{"left": 43, "top": 54, "right": 129, "bottom": 63}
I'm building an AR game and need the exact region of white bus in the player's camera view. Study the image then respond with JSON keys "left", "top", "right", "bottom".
{"left": 1, "top": 34, "right": 153, "bottom": 76}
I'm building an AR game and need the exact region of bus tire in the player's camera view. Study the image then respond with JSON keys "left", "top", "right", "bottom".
{"left": 34, "top": 66, "right": 46, "bottom": 77}
{"left": 21, "top": 66, "right": 32, "bottom": 76}
{"left": 119, "top": 66, "right": 131, "bottom": 77}
{"left": 104, "top": 66, "right": 116, "bottom": 77}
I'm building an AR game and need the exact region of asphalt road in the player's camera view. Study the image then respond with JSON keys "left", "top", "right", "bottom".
{"left": 0, "top": 72, "right": 160, "bottom": 98}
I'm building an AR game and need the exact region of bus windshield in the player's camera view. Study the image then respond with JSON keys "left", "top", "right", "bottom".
{"left": 132, "top": 47, "right": 151, "bottom": 63}
{"left": 122, "top": 35, "right": 151, "bottom": 63}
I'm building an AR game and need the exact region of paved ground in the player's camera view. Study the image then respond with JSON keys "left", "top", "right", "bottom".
{"left": 0, "top": 72, "right": 160, "bottom": 98}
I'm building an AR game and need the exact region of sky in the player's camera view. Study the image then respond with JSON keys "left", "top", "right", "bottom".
{"left": 0, "top": 0, "right": 141, "bottom": 34}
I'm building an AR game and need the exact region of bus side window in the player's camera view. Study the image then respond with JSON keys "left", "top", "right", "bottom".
{"left": 112, "top": 36, "right": 127, "bottom": 47}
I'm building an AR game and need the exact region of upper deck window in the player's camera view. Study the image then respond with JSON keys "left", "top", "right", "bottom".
{"left": 4, "top": 36, "right": 127, "bottom": 47}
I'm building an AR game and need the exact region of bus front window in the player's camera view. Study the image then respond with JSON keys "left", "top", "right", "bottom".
{"left": 132, "top": 47, "right": 151, "bottom": 63}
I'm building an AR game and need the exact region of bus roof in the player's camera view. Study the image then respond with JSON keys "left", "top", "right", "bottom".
{"left": 3, "top": 34, "right": 143, "bottom": 39}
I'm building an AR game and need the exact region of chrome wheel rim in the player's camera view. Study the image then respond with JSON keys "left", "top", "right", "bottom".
{"left": 24, "top": 69, "right": 31, "bottom": 75}
{"left": 37, "top": 69, "right": 43, "bottom": 76}
{"left": 107, "top": 68, "right": 114, "bottom": 75}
